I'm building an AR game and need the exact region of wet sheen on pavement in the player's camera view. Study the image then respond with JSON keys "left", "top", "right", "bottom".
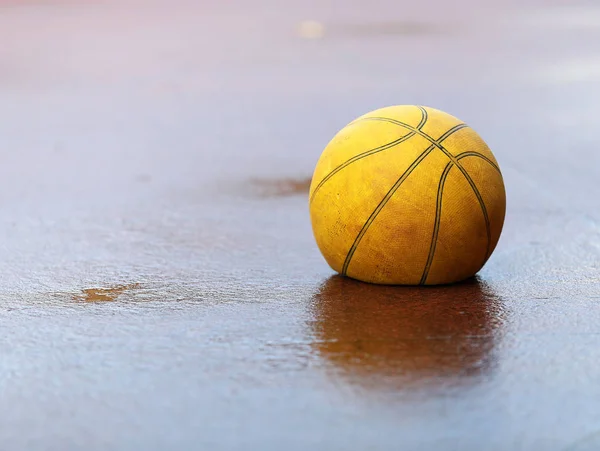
{"left": 1, "top": 1, "right": 600, "bottom": 450}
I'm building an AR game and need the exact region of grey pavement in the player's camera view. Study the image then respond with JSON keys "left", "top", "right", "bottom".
{"left": 1, "top": 1, "right": 600, "bottom": 450}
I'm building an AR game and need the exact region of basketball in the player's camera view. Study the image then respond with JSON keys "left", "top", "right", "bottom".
{"left": 309, "top": 105, "right": 506, "bottom": 285}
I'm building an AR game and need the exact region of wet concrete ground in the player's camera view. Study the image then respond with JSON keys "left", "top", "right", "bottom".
{"left": 1, "top": 0, "right": 600, "bottom": 450}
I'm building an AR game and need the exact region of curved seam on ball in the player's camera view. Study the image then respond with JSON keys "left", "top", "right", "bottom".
{"left": 456, "top": 151, "right": 501, "bottom": 173}
{"left": 341, "top": 143, "right": 436, "bottom": 276}
{"left": 419, "top": 161, "right": 454, "bottom": 285}
{"left": 352, "top": 118, "right": 492, "bottom": 265}
{"left": 309, "top": 131, "right": 417, "bottom": 204}
{"left": 348, "top": 105, "right": 429, "bottom": 130}
{"left": 415, "top": 106, "right": 429, "bottom": 129}
{"left": 436, "top": 155, "right": 492, "bottom": 264}
{"left": 354, "top": 116, "right": 468, "bottom": 143}
{"left": 310, "top": 106, "right": 429, "bottom": 205}
{"left": 341, "top": 123, "right": 469, "bottom": 279}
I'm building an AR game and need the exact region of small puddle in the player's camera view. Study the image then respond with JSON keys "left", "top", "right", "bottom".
{"left": 72, "top": 283, "right": 141, "bottom": 303}
{"left": 249, "top": 177, "right": 312, "bottom": 198}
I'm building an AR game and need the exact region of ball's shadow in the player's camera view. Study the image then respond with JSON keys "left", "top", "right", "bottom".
{"left": 310, "top": 275, "right": 506, "bottom": 391}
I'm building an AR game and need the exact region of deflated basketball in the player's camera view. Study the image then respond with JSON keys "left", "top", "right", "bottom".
{"left": 309, "top": 105, "right": 506, "bottom": 285}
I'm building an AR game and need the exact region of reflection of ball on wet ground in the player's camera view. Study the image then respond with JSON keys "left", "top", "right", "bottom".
{"left": 309, "top": 105, "right": 506, "bottom": 285}
{"left": 310, "top": 276, "right": 505, "bottom": 389}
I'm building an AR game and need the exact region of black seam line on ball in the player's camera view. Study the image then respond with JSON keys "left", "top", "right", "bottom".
{"left": 347, "top": 104, "right": 428, "bottom": 130}
{"left": 435, "top": 151, "right": 492, "bottom": 263}
{"left": 341, "top": 144, "right": 436, "bottom": 276}
{"left": 439, "top": 153, "right": 492, "bottom": 263}
{"left": 419, "top": 161, "right": 454, "bottom": 285}
{"left": 455, "top": 151, "right": 501, "bottom": 173}
{"left": 355, "top": 118, "right": 491, "bottom": 261}
{"left": 310, "top": 106, "right": 428, "bottom": 205}
{"left": 341, "top": 122, "right": 468, "bottom": 278}
{"left": 416, "top": 105, "right": 428, "bottom": 129}
{"left": 309, "top": 131, "right": 417, "bottom": 204}
{"left": 356, "top": 116, "right": 469, "bottom": 144}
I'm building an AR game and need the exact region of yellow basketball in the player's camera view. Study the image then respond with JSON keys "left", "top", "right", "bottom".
{"left": 309, "top": 105, "right": 506, "bottom": 285}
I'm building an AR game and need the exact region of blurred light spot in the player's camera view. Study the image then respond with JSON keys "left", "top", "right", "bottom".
{"left": 297, "top": 20, "right": 325, "bottom": 39}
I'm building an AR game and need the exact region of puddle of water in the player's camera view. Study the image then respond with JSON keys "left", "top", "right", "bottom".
{"left": 72, "top": 283, "right": 141, "bottom": 302}
{"left": 249, "top": 177, "right": 312, "bottom": 198}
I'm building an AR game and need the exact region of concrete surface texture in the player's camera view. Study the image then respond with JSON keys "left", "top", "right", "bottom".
{"left": 1, "top": 0, "right": 600, "bottom": 450}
